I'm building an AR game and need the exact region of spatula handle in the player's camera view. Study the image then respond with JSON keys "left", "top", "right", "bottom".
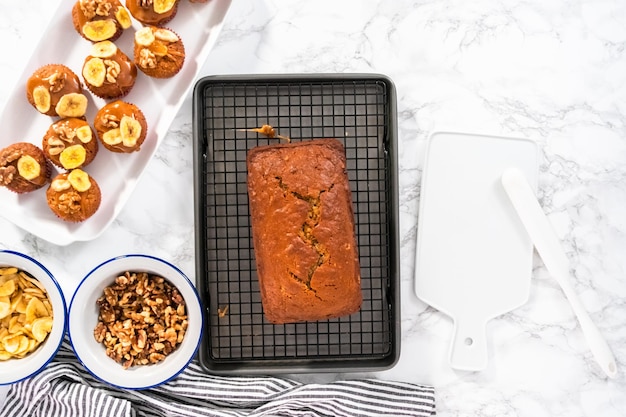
{"left": 449, "top": 319, "right": 488, "bottom": 371}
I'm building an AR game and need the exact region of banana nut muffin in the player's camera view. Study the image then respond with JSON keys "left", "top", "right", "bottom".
{"left": 82, "top": 41, "right": 137, "bottom": 99}
{"left": 134, "top": 26, "right": 185, "bottom": 78}
{"left": 125, "top": 0, "right": 180, "bottom": 26}
{"left": 0, "top": 142, "right": 51, "bottom": 194}
{"left": 26, "top": 64, "right": 88, "bottom": 118}
{"left": 72, "top": 0, "right": 132, "bottom": 43}
{"left": 46, "top": 169, "right": 102, "bottom": 222}
{"left": 94, "top": 100, "right": 148, "bottom": 153}
{"left": 42, "top": 118, "right": 99, "bottom": 170}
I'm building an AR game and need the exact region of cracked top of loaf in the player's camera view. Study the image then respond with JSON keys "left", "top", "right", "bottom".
{"left": 246, "top": 139, "right": 362, "bottom": 324}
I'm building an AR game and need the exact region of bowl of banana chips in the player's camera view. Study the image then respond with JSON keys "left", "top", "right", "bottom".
{"left": 0, "top": 249, "right": 66, "bottom": 385}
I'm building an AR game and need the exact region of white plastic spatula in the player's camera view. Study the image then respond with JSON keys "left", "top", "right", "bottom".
{"left": 501, "top": 168, "right": 618, "bottom": 379}
{"left": 414, "top": 132, "right": 538, "bottom": 371}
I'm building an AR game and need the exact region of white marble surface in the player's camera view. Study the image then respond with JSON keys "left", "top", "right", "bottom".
{"left": 1, "top": 0, "right": 626, "bottom": 415}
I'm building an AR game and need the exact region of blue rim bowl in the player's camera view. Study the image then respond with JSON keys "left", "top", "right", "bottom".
{"left": 68, "top": 254, "right": 203, "bottom": 390}
{"left": 0, "top": 249, "right": 67, "bottom": 385}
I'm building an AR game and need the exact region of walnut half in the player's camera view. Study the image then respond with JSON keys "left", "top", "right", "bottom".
{"left": 104, "top": 59, "right": 121, "bottom": 83}
{"left": 0, "top": 166, "right": 16, "bottom": 186}
{"left": 138, "top": 48, "right": 157, "bottom": 69}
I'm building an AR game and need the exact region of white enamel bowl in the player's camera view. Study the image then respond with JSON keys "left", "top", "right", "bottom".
{"left": 0, "top": 250, "right": 67, "bottom": 385}
{"left": 68, "top": 254, "right": 203, "bottom": 390}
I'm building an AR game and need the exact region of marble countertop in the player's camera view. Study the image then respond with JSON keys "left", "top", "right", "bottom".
{"left": 1, "top": 0, "right": 625, "bottom": 415}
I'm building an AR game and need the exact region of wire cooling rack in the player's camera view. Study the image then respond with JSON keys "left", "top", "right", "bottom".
{"left": 192, "top": 74, "right": 399, "bottom": 374}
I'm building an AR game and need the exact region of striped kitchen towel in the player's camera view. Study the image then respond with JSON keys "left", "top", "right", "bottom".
{"left": 0, "top": 340, "right": 436, "bottom": 417}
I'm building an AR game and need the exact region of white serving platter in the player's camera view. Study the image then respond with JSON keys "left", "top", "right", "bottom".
{"left": 0, "top": 0, "right": 231, "bottom": 246}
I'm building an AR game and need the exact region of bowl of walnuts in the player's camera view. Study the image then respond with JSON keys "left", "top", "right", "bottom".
{"left": 68, "top": 254, "right": 203, "bottom": 389}
{"left": 0, "top": 249, "right": 67, "bottom": 385}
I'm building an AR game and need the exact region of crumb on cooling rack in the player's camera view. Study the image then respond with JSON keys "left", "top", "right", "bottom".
{"left": 217, "top": 305, "right": 229, "bottom": 318}
{"left": 238, "top": 124, "right": 291, "bottom": 143}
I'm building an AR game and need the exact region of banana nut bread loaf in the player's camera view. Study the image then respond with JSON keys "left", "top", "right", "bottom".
{"left": 246, "top": 139, "right": 362, "bottom": 324}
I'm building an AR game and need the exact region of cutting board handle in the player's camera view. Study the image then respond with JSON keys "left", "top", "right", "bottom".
{"left": 449, "top": 318, "right": 488, "bottom": 371}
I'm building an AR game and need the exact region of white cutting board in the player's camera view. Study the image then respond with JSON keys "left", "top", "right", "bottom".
{"left": 414, "top": 132, "right": 538, "bottom": 371}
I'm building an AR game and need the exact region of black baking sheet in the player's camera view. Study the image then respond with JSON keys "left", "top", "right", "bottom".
{"left": 192, "top": 74, "right": 400, "bottom": 374}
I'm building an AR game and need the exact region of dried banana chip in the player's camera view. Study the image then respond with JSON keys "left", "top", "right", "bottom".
{"left": 2, "top": 334, "right": 25, "bottom": 354}
{"left": 0, "top": 267, "right": 18, "bottom": 276}
{"left": 15, "top": 295, "right": 28, "bottom": 314}
{"left": 0, "top": 297, "right": 10, "bottom": 320}
{"left": 25, "top": 297, "right": 48, "bottom": 323}
{"left": 43, "top": 299, "right": 53, "bottom": 316}
{"left": 10, "top": 289, "right": 22, "bottom": 311}
{"left": 0, "top": 280, "right": 16, "bottom": 297}
{"left": 32, "top": 317, "right": 53, "bottom": 342}
{"left": 19, "top": 272, "right": 46, "bottom": 292}
{"left": 8, "top": 315, "right": 23, "bottom": 334}
{"left": 23, "top": 287, "right": 46, "bottom": 298}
